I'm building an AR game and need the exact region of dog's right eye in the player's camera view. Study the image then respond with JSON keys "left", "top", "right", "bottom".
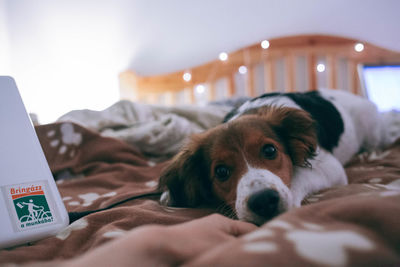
{"left": 262, "top": 144, "right": 277, "bottom": 159}
{"left": 215, "top": 165, "right": 231, "bottom": 182}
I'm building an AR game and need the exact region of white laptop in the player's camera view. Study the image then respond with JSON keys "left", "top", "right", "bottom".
{"left": 358, "top": 64, "right": 400, "bottom": 112}
{"left": 0, "top": 76, "right": 69, "bottom": 248}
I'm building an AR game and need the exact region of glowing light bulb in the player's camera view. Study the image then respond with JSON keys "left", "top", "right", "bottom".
{"left": 183, "top": 72, "right": 192, "bottom": 82}
{"left": 238, "top": 65, "right": 247, "bottom": 74}
{"left": 219, "top": 52, "right": 228, "bottom": 61}
{"left": 195, "top": 84, "right": 205, "bottom": 94}
{"left": 317, "top": 63, "right": 325, "bottom": 73}
{"left": 354, "top": 43, "right": 364, "bottom": 52}
{"left": 261, "top": 40, "right": 270, "bottom": 49}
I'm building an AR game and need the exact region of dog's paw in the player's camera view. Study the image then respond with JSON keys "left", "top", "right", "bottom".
{"left": 381, "top": 110, "right": 400, "bottom": 146}
{"left": 292, "top": 197, "right": 303, "bottom": 208}
{"left": 160, "top": 191, "right": 172, "bottom": 206}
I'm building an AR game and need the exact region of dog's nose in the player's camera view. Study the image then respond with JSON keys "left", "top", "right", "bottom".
{"left": 247, "top": 189, "right": 280, "bottom": 218}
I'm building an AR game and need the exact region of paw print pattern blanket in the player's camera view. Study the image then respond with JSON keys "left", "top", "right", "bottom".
{"left": 1, "top": 122, "right": 399, "bottom": 266}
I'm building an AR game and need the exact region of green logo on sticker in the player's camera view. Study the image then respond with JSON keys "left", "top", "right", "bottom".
{"left": 10, "top": 185, "right": 54, "bottom": 228}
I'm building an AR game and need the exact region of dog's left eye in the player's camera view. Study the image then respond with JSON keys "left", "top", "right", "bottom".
{"left": 262, "top": 144, "right": 277, "bottom": 159}
{"left": 215, "top": 165, "right": 231, "bottom": 182}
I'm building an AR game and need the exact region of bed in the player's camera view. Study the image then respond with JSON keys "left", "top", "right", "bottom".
{"left": 1, "top": 34, "right": 400, "bottom": 266}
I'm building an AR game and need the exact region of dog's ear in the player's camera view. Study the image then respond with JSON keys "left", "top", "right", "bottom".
{"left": 158, "top": 135, "right": 216, "bottom": 207}
{"left": 259, "top": 107, "right": 317, "bottom": 167}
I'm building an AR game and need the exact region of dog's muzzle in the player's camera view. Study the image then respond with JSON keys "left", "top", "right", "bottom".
{"left": 247, "top": 188, "right": 280, "bottom": 220}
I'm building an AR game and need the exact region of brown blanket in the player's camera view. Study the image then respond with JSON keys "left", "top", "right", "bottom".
{"left": 1, "top": 122, "right": 399, "bottom": 266}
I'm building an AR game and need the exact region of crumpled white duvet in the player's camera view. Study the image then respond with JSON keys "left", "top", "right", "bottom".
{"left": 58, "top": 100, "right": 231, "bottom": 158}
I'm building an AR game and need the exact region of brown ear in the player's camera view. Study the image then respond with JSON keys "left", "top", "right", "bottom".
{"left": 259, "top": 107, "right": 317, "bottom": 167}
{"left": 157, "top": 136, "right": 216, "bottom": 207}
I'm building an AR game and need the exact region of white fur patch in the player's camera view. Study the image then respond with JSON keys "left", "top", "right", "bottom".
{"left": 229, "top": 96, "right": 300, "bottom": 121}
{"left": 160, "top": 191, "right": 171, "bottom": 205}
{"left": 235, "top": 166, "right": 293, "bottom": 224}
{"left": 290, "top": 148, "right": 347, "bottom": 207}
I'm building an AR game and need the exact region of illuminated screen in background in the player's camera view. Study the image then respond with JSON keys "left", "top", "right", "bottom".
{"left": 362, "top": 65, "right": 400, "bottom": 112}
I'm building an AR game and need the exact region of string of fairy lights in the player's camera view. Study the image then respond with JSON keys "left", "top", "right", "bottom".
{"left": 182, "top": 40, "right": 365, "bottom": 95}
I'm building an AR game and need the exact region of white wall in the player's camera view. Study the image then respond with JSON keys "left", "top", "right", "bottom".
{"left": 0, "top": 0, "right": 10, "bottom": 75}
{"left": 6, "top": 0, "right": 125, "bottom": 123}
{"left": 3, "top": 0, "right": 400, "bottom": 122}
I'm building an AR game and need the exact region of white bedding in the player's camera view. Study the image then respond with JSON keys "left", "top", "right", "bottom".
{"left": 58, "top": 100, "right": 231, "bottom": 158}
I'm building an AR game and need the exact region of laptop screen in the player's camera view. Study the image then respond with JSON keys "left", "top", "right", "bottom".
{"left": 359, "top": 64, "right": 400, "bottom": 112}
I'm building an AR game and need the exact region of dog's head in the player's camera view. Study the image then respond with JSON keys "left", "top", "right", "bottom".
{"left": 158, "top": 106, "right": 317, "bottom": 225}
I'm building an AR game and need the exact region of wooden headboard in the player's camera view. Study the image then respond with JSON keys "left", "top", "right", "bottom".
{"left": 119, "top": 34, "right": 400, "bottom": 105}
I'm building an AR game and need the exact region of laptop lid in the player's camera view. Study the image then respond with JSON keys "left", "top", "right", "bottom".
{"left": 0, "top": 76, "right": 69, "bottom": 248}
{"left": 358, "top": 64, "right": 400, "bottom": 112}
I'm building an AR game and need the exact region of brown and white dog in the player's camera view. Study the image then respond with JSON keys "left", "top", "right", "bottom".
{"left": 158, "top": 89, "right": 397, "bottom": 225}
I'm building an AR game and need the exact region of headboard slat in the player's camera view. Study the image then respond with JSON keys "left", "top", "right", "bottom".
{"left": 326, "top": 54, "right": 337, "bottom": 89}
{"left": 285, "top": 54, "right": 296, "bottom": 92}
{"left": 264, "top": 58, "right": 275, "bottom": 93}
{"left": 307, "top": 53, "right": 317, "bottom": 91}
{"left": 246, "top": 65, "right": 256, "bottom": 97}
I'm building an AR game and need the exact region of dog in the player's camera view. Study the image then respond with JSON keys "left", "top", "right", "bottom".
{"left": 158, "top": 88, "right": 396, "bottom": 225}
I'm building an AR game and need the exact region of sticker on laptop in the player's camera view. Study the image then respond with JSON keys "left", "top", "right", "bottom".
{"left": 2, "top": 181, "right": 58, "bottom": 231}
